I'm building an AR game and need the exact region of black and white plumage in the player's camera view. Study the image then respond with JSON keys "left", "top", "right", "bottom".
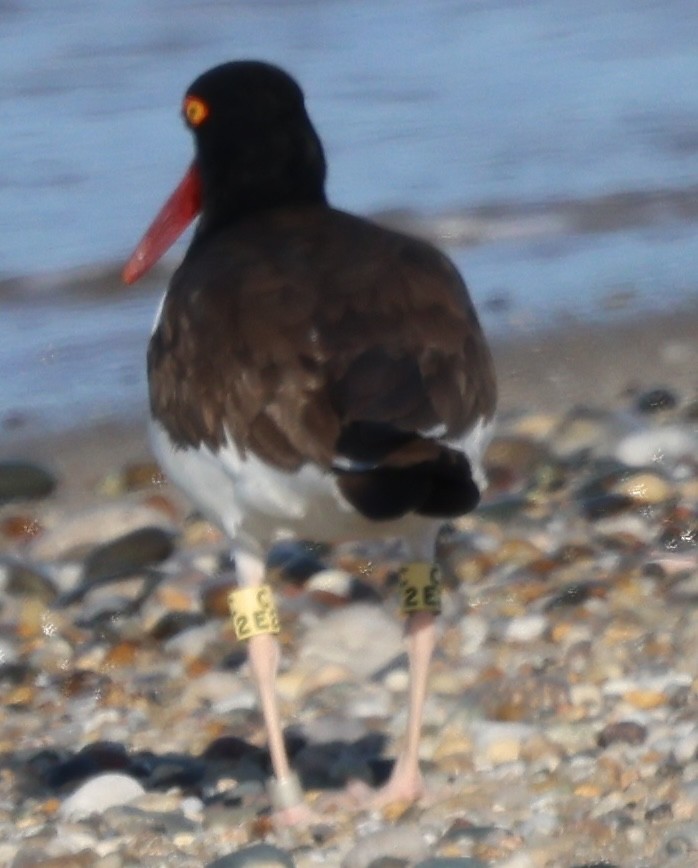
{"left": 124, "top": 60, "right": 497, "bottom": 823}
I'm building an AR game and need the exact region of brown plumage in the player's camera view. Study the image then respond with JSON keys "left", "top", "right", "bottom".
{"left": 125, "top": 60, "right": 498, "bottom": 821}
{"left": 149, "top": 207, "right": 496, "bottom": 487}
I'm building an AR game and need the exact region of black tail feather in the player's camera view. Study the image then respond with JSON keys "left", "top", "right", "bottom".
{"left": 335, "top": 448, "right": 480, "bottom": 522}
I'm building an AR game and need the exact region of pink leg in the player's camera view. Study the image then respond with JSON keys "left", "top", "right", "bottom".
{"left": 236, "top": 549, "right": 316, "bottom": 825}
{"left": 247, "top": 631, "right": 291, "bottom": 779}
{"left": 373, "top": 609, "right": 437, "bottom": 805}
{"left": 372, "top": 530, "right": 441, "bottom": 806}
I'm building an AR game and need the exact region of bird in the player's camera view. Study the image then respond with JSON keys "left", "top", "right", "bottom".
{"left": 123, "top": 59, "right": 497, "bottom": 825}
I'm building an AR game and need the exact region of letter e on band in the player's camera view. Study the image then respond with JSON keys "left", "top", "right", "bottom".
{"left": 228, "top": 585, "right": 281, "bottom": 640}
{"left": 398, "top": 562, "right": 442, "bottom": 614}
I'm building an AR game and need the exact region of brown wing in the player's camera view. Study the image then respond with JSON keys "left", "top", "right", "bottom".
{"left": 148, "top": 207, "right": 496, "bottom": 474}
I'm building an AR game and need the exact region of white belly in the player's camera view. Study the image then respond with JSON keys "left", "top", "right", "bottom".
{"left": 149, "top": 420, "right": 442, "bottom": 552}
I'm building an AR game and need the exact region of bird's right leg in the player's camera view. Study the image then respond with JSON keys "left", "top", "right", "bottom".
{"left": 229, "top": 547, "right": 316, "bottom": 826}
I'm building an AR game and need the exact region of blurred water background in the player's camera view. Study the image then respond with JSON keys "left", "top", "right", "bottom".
{"left": 1, "top": 0, "right": 697, "bottom": 431}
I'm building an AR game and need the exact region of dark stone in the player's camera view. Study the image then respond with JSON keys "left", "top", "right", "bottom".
{"left": 580, "top": 493, "right": 634, "bottom": 521}
{"left": 283, "top": 728, "right": 308, "bottom": 759}
{"left": 574, "top": 460, "right": 630, "bottom": 499}
{"left": 144, "top": 753, "right": 207, "bottom": 790}
{"left": 348, "top": 577, "right": 383, "bottom": 603}
{"left": 5, "top": 561, "right": 58, "bottom": 603}
{"left": 82, "top": 526, "right": 175, "bottom": 585}
{"left": 601, "top": 808, "right": 635, "bottom": 830}
{"left": 149, "top": 610, "right": 207, "bottom": 640}
{"left": 292, "top": 742, "right": 362, "bottom": 789}
{"left": 635, "top": 387, "right": 677, "bottom": 413}
{"left": 415, "top": 860, "right": 487, "bottom": 868}
{"left": 0, "top": 461, "right": 56, "bottom": 503}
{"left": 291, "top": 729, "right": 387, "bottom": 789}
{"left": 645, "top": 802, "right": 673, "bottom": 822}
{"left": 368, "top": 859, "right": 409, "bottom": 868}
{"left": 205, "top": 842, "right": 295, "bottom": 868}
{"left": 368, "top": 757, "right": 394, "bottom": 787}
{"left": 545, "top": 581, "right": 604, "bottom": 610}
{"left": 597, "top": 721, "right": 647, "bottom": 748}
{"left": 102, "top": 804, "right": 198, "bottom": 837}
{"left": 657, "top": 755, "right": 685, "bottom": 778}
{"left": 660, "top": 518, "right": 698, "bottom": 554}
{"left": 200, "top": 576, "right": 237, "bottom": 618}
{"left": 201, "top": 736, "right": 265, "bottom": 765}
{"left": 441, "top": 818, "right": 501, "bottom": 842}
{"left": 120, "top": 461, "right": 165, "bottom": 491}
{"left": 128, "top": 750, "right": 159, "bottom": 780}
{"left": 665, "top": 835, "right": 694, "bottom": 856}
{"left": 266, "top": 539, "right": 326, "bottom": 585}
{"left": 58, "top": 669, "right": 110, "bottom": 699}
{"left": 23, "top": 748, "right": 65, "bottom": 784}
{"left": 475, "top": 495, "right": 530, "bottom": 523}
{"left": 484, "top": 436, "right": 550, "bottom": 481}
{"left": 219, "top": 647, "right": 248, "bottom": 671}
{"left": 11, "top": 849, "right": 97, "bottom": 867}
{"left": 571, "top": 863, "right": 620, "bottom": 868}
{"left": 0, "top": 661, "right": 33, "bottom": 685}
{"left": 45, "top": 741, "right": 130, "bottom": 788}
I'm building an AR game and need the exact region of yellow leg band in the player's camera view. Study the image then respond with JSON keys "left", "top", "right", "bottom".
{"left": 228, "top": 585, "right": 280, "bottom": 640}
{"left": 398, "top": 562, "right": 442, "bottom": 614}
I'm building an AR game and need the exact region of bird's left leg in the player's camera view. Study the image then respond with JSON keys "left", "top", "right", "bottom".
{"left": 372, "top": 528, "right": 441, "bottom": 807}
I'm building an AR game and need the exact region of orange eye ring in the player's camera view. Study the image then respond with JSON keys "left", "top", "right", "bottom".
{"left": 183, "top": 96, "right": 209, "bottom": 127}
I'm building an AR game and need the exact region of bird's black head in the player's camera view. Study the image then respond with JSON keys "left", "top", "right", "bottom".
{"left": 183, "top": 61, "right": 327, "bottom": 232}
{"left": 123, "top": 60, "right": 328, "bottom": 284}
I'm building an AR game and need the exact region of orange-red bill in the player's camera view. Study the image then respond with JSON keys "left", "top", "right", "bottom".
{"left": 122, "top": 162, "right": 202, "bottom": 284}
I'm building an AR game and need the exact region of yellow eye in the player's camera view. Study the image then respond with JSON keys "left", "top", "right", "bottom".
{"left": 183, "top": 95, "right": 209, "bottom": 127}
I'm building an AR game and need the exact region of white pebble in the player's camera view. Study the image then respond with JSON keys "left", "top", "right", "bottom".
{"left": 505, "top": 614, "right": 547, "bottom": 643}
{"left": 60, "top": 772, "right": 145, "bottom": 820}
{"left": 460, "top": 613, "right": 489, "bottom": 653}
{"left": 306, "top": 568, "right": 353, "bottom": 597}
{"left": 615, "top": 426, "right": 697, "bottom": 467}
{"left": 383, "top": 668, "right": 409, "bottom": 692}
{"left": 342, "top": 824, "right": 429, "bottom": 868}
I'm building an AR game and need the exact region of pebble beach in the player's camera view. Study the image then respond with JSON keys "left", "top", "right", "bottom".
{"left": 1, "top": 304, "right": 697, "bottom": 868}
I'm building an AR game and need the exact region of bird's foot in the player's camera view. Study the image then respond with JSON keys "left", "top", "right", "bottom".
{"left": 314, "top": 770, "right": 426, "bottom": 817}
{"left": 271, "top": 801, "right": 323, "bottom": 829}
{"left": 266, "top": 772, "right": 323, "bottom": 828}
{"left": 369, "top": 769, "right": 426, "bottom": 809}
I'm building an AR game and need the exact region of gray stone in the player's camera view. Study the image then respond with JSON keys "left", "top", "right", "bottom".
{"left": 0, "top": 460, "right": 56, "bottom": 503}
{"left": 415, "top": 860, "right": 487, "bottom": 868}
{"left": 205, "top": 842, "right": 295, "bottom": 867}
{"left": 4, "top": 560, "right": 58, "bottom": 603}
{"left": 102, "top": 805, "right": 198, "bottom": 837}
{"left": 635, "top": 387, "right": 678, "bottom": 414}
{"left": 82, "top": 526, "right": 175, "bottom": 585}
{"left": 30, "top": 503, "right": 175, "bottom": 562}
{"left": 300, "top": 603, "right": 403, "bottom": 679}
{"left": 342, "top": 826, "right": 429, "bottom": 868}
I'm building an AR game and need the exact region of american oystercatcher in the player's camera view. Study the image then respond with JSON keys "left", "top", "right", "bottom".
{"left": 124, "top": 60, "right": 496, "bottom": 823}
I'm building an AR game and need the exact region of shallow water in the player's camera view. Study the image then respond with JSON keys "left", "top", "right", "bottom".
{"left": 1, "top": 0, "right": 697, "bottom": 430}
